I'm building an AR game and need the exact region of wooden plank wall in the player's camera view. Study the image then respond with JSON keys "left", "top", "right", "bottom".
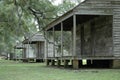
{"left": 75, "top": 0, "right": 113, "bottom": 15}
{"left": 36, "top": 42, "right": 39, "bottom": 59}
{"left": 75, "top": 0, "right": 120, "bottom": 57}
{"left": 46, "top": 0, "right": 120, "bottom": 58}
{"left": 93, "top": 16, "right": 113, "bottom": 56}
{"left": 47, "top": 40, "right": 54, "bottom": 58}
{"left": 40, "top": 42, "right": 45, "bottom": 58}
{"left": 36, "top": 42, "right": 45, "bottom": 59}
{"left": 23, "top": 48, "right": 26, "bottom": 59}
{"left": 76, "top": 16, "right": 113, "bottom": 57}
{"left": 113, "top": 1, "right": 120, "bottom": 57}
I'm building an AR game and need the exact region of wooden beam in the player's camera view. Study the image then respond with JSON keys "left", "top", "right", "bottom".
{"left": 36, "top": 42, "right": 38, "bottom": 59}
{"left": 22, "top": 44, "right": 25, "bottom": 58}
{"left": 61, "top": 22, "right": 63, "bottom": 57}
{"left": 14, "top": 48, "right": 16, "bottom": 60}
{"left": 46, "top": 31, "right": 48, "bottom": 59}
{"left": 53, "top": 27, "right": 55, "bottom": 58}
{"left": 73, "top": 14, "right": 77, "bottom": 57}
{"left": 46, "top": 11, "right": 74, "bottom": 30}
{"left": 57, "top": 60, "right": 61, "bottom": 67}
{"left": 27, "top": 41, "right": 29, "bottom": 59}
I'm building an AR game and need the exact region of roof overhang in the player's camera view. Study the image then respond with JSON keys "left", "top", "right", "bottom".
{"left": 22, "top": 34, "right": 45, "bottom": 44}
{"left": 45, "top": 1, "right": 113, "bottom": 31}
{"left": 14, "top": 43, "right": 25, "bottom": 49}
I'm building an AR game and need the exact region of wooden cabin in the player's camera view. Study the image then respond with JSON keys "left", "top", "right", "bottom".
{"left": 14, "top": 43, "right": 25, "bottom": 61}
{"left": 45, "top": 0, "right": 120, "bottom": 68}
{"left": 22, "top": 34, "right": 45, "bottom": 62}
{"left": 9, "top": 53, "right": 14, "bottom": 60}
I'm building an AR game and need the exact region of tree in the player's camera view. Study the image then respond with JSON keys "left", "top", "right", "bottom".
{"left": 0, "top": 0, "right": 77, "bottom": 55}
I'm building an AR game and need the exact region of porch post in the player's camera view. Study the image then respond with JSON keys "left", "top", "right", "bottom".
{"left": 22, "top": 44, "right": 24, "bottom": 61}
{"left": 73, "top": 14, "right": 76, "bottom": 57}
{"left": 14, "top": 48, "right": 16, "bottom": 60}
{"left": 72, "top": 14, "right": 79, "bottom": 69}
{"left": 27, "top": 39, "right": 29, "bottom": 61}
{"left": 57, "top": 60, "right": 61, "bottom": 67}
{"left": 46, "top": 31, "right": 48, "bottom": 59}
{"left": 36, "top": 42, "right": 38, "bottom": 60}
{"left": 15, "top": 49, "right": 17, "bottom": 61}
{"left": 61, "top": 22, "right": 63, "bottom": 58}
{"left": 22, "top": 44, "right": 24, "bottom": 60}
{"left": 46, "top": 31, "right": 49, "bottom": 65}
{"left": 23, "top": 44, "right": 25, "bottom": 59}
{"left": 53, "top": 27, "right": 55, "bottom": 58}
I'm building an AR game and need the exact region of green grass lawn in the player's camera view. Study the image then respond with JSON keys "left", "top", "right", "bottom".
{"left": 0, "top": 60, "right": 120, "bottom": 80}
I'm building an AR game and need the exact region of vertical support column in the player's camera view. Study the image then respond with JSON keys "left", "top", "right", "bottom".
{"left": 22, "top": 44, "right": 24, "bottom": 60}
{"left": 15, "top": 49, "right": 17, "bottom": 61}
{"left": 72, "top": 14, "right": 78, "bottom": 69}
{"left": 64, "top": 60, "right": 69, "bottom": 68}
{"left": 22, "top": 44, "right": 25, "bottom": 61}
{"left": 51, "top": 60, "right": 55, "bottom": 66}
{"left": 27, "top": 39, "right": 29, "bottom": 61}
{"left": 24, "top": 44, "right": 26, "bottom": 60}
{"left": 36, "top": 42, "right": 38, "bottom": 60}
{"left": 46, "top": 59, "right": 50, "bottom": 66}
{"left": 45, "top": 31, "right": 49, "bottom": 65}
{"left": 53, "top": 27, "right": 55, "bottom": 58}
{"left": 73, "top": 14, "right": 77, "bottom": 57}
{"left": 46, "top": 31, "right": 48, "bottom": 59}
{"left": 14, "top": 48, "right": 16, "bottom": 60}
{"left": 57, "top": 60, "right": 61, "bottom": 67}
{"left": 23, "top": 44, "right": 28, "bottom": 62}
{"left": 61, "top": 22, "right": 63, "bottom": 58}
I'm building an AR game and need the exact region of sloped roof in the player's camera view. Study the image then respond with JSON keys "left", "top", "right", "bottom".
{"left": 45, "top": 0, "right": 118, "bottom": 30}
{"left": 23, "top": 34, "right": 45, "bottom": 44}
{"left": 14, "top": 43, "right": 25, "bottom": 49}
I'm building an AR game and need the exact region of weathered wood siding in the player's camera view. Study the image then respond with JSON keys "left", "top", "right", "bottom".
{"left": 22, "top": 48, "right": 26, "bottom": 59}
{"left": 10, "top": 53, "right": 14, "bottom": 60}
{"left": 46, "top": 0, "right": 120, "bottom": 59}
{"left": 74, "top": 0, "right": 113, "bottom": 15}
{"left": 94, "top": 16, "right": 112, "bottom": 56}
{"left": 47, "top": 40, "right": 54, "bottom": 58}
{"left": 113, "top": 2, "right": 120, "bottom": 57}
{"left": 38, "top": 42, "right": 44, "bottom": 59}
{"left": 76, "top": 24, "right": 81, "bottom": 57}
{"left": 24, "top": 44, "right": 35, "bottom": 58}
{"left": 76, "top": 16, "right": 113, "bottom": 57}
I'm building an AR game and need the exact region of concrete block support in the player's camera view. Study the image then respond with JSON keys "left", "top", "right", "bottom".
{"left": 22, "top": 59, "right": 28, "bottom": 63}
{"left": 112, "top": 60, "right": 120, "bottom": 68}
{"left": 72, "top": 59, "right": 82, "bottom": 69}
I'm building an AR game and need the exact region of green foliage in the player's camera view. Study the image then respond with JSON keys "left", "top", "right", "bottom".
{"left": 0, "top": 0, "right": 77, "bottom": 55}
{"left": 56, "top": 0, "right": 76, "bottom": 16}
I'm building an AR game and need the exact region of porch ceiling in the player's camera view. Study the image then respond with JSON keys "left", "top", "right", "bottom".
{"left": 47, "top": 15, "right": 99, "bottom": 31}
